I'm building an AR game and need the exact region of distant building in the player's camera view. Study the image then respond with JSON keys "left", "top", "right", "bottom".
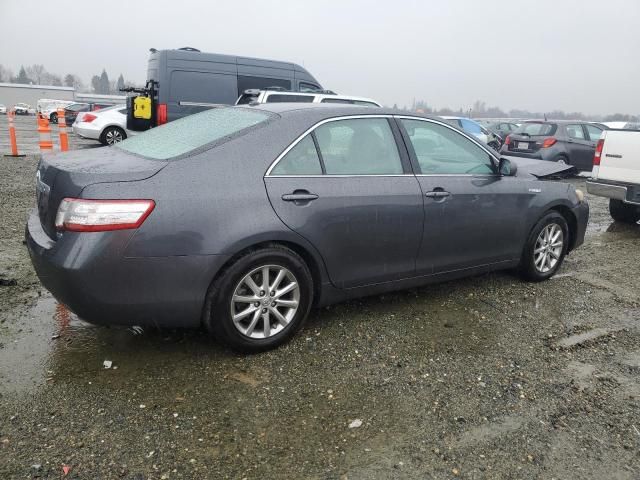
{"left": 0, "top": 82, "right": 74, "bottom": 107}
{"left": 0, "top": 82, "right": 126, "bottom": 108}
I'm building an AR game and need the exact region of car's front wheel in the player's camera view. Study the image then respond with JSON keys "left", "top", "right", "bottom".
{"left": 609, "top": 199, "right": 640, "bottom": 224}
{"left": 100, "top": 126, "right": 127, "bottom": 145}
{"left": 519, "top": 212, "right": 569, "bottom": 281}
{"left": 205, "top": 246, "right": 313, "bottom": 352}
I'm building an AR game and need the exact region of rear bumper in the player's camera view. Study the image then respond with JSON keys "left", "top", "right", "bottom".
{"left": 586, "top": 180, "right": 640, "bottom": 205}
{"left": 26, "top": 209, "right": 230, "bottom": 328}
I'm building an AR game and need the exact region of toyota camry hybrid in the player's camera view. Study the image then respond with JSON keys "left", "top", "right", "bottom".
{"left": 27, "top": 104, "right": 589, "bottom": 351}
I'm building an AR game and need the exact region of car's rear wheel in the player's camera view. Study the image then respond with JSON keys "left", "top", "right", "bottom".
{"left": 519, "top": 212, "right": 569, "bottom": 281}
{"left": 50, "top": 112, "right": 58, "bottom": 124}
{"left": 609, "top": 199, "right": 640, "bottom": 224}
{"left": 554, "top": 154, "right": 568, "bottom": 164}
{"left": 100, "top": 126, "right": 126, "bottom": 145}
{"left": 205, "top": 246, "right": 313, "bottom": 352}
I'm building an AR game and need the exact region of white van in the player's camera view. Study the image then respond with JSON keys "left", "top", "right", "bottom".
{"left": 236, "top": 89, "right": 382, "bottom": 107}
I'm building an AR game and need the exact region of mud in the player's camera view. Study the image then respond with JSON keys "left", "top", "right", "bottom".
{"left": 1, "top": 155, "right": 639, "bottom": 479}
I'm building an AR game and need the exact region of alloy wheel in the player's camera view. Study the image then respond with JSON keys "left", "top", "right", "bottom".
{"left": 105, "top": 129, "right": 124, "bottom": 144}
{"left": 230, "top": 264, "right": 300, "bottom": 339}
{"left": 534, "top": 223, "right": 564, "bottom": 273}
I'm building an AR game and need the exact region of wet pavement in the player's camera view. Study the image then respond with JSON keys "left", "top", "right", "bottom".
{"left": 1, "top": 157, "right": 639, "bottom": 479}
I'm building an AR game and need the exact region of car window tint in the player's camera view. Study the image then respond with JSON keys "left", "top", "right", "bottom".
{"left": 117, "top": 107, "right": 272, "bottom": 160}
{"left": 460, "top": 119, "right": 483, "bottom": 134}
{"left": 266, "top": 94, "right": 314, "bottom": 103}
{"left": 585, "top": 124, "right": 603, "bottom": 141}
{"left": 566, "top": 124, "right": 586, "bottom": 140}
{"left": 402, "top": 119, "right": 495, "bottom": 175}
{"left": 271, "top": 135, "right": 322, "bottom": 175}
{"left": 315, "top": 118, "right": 403, "bottom": 175}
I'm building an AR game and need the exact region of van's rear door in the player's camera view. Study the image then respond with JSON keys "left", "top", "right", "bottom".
{"left": 596, "top": 130, "right": 640, "bottom": 184}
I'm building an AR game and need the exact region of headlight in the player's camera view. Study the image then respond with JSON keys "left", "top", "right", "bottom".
{"left": 575, "top": 188, "right": 585, "bottom": 203}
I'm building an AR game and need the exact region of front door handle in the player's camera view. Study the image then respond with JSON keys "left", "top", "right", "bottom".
{"left": 282, "top": 190, "right": 319, "bottom": 203}
{"left": 424, "top": 190, "right": 451, "bottom": 198}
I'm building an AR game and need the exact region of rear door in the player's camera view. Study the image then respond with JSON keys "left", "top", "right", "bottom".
{"left": 398, "top": 117, "right": 529, "bottom": 274}
{"left": 565, "top": 124, "right": 595, "bottom": 170}
{"left": 265, "top": 116, "right": 424, "bottom": 288}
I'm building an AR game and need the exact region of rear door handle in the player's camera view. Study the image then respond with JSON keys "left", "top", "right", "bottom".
{"left": 424, "top": 191, "right": 451, "bottom": 198}
{"left": 282, "top": 191, "right": 319, "bottom": 202}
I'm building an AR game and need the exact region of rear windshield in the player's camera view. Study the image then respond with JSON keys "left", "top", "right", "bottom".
{"left": 117, "top": 107, "right": 272, "bottom": 160}
{"left": 517, "top": 122, "right": 557, "bottom": 136}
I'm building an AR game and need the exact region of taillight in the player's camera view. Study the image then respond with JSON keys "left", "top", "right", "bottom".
{"left": 542, "top": 137, "right": 557, "bottom": 148}
{"left": 593, "top": 138, "right": 604, "bottom": 166}
{"left": 83, "top": 114, "right": 97, "bottom": 123}
{"left": 504, "top": 135, "right": 511, "bottom": 146}
{"left": 157, "top": 103, "right": 167, "bottom": 125}
{"left": 55, "top": 199, "right": 155, "bottom": 232}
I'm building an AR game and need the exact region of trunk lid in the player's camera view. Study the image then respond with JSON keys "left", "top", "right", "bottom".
{"left": 36, "top": 147, "right": 167, "bottom": 238}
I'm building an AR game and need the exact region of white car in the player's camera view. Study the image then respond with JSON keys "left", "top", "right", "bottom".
{"left": 0, "top": 104, "right": 6, "bottom": 114}
{"left": 12, "top": 103, "right": 36, "bottom": 115}
{"left": 72, "top": 104, "right": 131, "bottom": 145}
{"left": 236, "top": 89, "right": 382, "bottom": 107}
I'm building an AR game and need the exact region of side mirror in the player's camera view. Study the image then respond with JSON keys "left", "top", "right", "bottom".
{"left": 498, "top": 157, "right": 517, "bottom": 176}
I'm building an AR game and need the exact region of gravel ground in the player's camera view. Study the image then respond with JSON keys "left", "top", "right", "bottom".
{"left": 0, "top": 154, "right": 639, "bottom": 479}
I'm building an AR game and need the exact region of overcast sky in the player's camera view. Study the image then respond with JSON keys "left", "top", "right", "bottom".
{"left": 1, "top": 0, "right": 638, "bottom": 115}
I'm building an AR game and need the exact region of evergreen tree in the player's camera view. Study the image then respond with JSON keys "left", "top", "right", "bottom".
{"left": 116, "top": 74, "right": 125, "bottom": 92}
{"left": 15, "top": 66, "right": 31, "bottom": 84}
{"left": 99, "top": 69, "right": 110, "bottom": 94}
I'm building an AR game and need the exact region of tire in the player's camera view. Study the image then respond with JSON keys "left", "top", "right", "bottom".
{"left": 519, "top": 212, "right": 569, "bottom": 281}
{"left": 204, "top": 246, "right": 314, "bottom": 352}
{"left": 100, "top": 126, "right": 126, "bottom": 145}
{"left": 609, "top": 199, "right": 640, "bottom": 224}
{"left": 554, "top": 155, "right": 568, "bottom": 164}
{"left": 50, "top": 112, "right": 58, "bottom": 124}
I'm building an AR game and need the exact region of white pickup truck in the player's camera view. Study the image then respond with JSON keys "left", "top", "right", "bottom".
{"left": 587, "top": 129, "right": 640, "bottom": 223}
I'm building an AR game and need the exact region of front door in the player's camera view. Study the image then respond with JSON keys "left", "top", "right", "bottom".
{"left": 565, "top": 124, "right": 595, "bottom": 171}
{"left": 265, "top": 117, "right": 424, "bottom": 288}
{"left": 397, "top": 117, "right": 529, "bottom": 275}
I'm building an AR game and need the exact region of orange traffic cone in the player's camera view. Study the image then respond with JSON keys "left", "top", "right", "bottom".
{"left": 37, "top": 116, "right": 53, "bottom": 152}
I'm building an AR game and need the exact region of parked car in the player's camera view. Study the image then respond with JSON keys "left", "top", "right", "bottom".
{"left": 72, "top": 104, "right": 130, "bottom": 145}
{"left": 486, "top": 121, "right": 520, "bottom": 140}
{"left": 27, "top": 104, "right": 588, "bottom": 351}
{"left": 0, "top": 104, "right": 6, "bottom": 114}
{"left": 500, "top": 121, "right": 607, "bottom": 171}
{"left": 12, "top": 103, "right": 35, "bottom": 115}
{"left": 126, "top": 47, "right": 323, "bottom": 131}
{"left": 236, "top": 89, "right": 381, "bottom": 107}
{"left": 37, "top": 99, "right": 75, "bottom": 123}
{"left": 441, "top": 116, "right": 502, "bottom": 150}
{"left": 587, "top": 129, "right": 640, "bottom": 223}
{"left": 63, "top": 102, "right": 113, "bottom": 125}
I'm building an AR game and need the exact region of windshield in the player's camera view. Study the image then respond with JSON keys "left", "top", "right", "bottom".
{"left": 66, "top": 103, "right": 87, "bottom": 112}
{"left": 116, "top": 107, "right": 273, "bottom": 160}
{"left": 516, "top": 122, "right": 557, "bottom": 136}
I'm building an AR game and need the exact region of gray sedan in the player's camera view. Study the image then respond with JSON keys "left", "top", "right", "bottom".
{"left": 27, "top": 104, "right": 589, "bottom": 351}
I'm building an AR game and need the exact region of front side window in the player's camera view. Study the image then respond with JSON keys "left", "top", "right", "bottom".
{"left": 585, "top": 124, "right": 603, "bottom": 141}
{"left": 299, "top": 82, "right": 320, "bottom": 92}
{"left": 401, "top": 119, "right": 495, "bottom": 175}
{"left": 117, "top": 107, "right": 272, "bottom": 160}
{"left": 314, "top": 118, "right": 403, "bottom": 175}
{"left": 271, "top": 135, "right": 322, "bottom": 175}
{"left": 566, "top": 124, "right": 586, "bottom": 140}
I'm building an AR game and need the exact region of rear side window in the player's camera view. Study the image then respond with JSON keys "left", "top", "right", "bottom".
{"left": 170, "top": 71, "right": 237, "bottom": 104}
{"left": 237, "top": 75, "right": 291, "bottom": 93}
{"left": 266, "top": 94, "right": 314, "bottom": 103}
{"left": 271, "top": 135, "right": 322, "bottom": 175}
{"left": 314, "top": 118, "right": 403, "bottom": 175}
{"left": 117, "top": 107, "right": 272, "bottom": 160}
{"left": 518, "top": 123, "right": 557, "bottom": 136}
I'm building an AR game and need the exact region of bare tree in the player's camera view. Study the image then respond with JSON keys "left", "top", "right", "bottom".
{"left": 26, "top": 64, "right": 46, "bottom": 85}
